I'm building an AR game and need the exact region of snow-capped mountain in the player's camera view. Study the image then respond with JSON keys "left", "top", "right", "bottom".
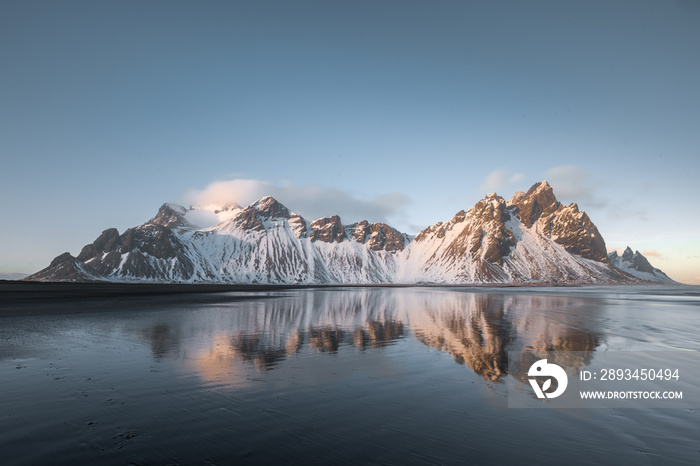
{"left": 607, "top": 247, "right": 675, "bottom": 283}
{"left": 26, "top": 181, "right": 673, "bottom": 285}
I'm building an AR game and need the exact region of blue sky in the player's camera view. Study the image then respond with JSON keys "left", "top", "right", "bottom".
{"left": 1, "top": 0, "right": 699, "bottom": 283}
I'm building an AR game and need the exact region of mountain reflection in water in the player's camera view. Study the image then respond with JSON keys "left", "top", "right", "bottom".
{"left": 3, "top": 286, "right": 699, "bottom": 465}
{"left": 137, "top": 288, "right": 602, "bottom": 383}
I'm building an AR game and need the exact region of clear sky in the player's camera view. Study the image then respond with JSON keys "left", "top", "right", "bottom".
{"left": 1, "top": 0, "right": 699, "bottom": 283}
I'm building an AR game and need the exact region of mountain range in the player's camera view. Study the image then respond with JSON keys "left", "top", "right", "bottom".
{"left": 26, "top": 181, "right": 675, "bottom": 285}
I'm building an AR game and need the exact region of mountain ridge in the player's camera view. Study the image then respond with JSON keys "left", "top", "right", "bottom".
{"left": 607, "top": 247, "right": 675, "bottom": 283}
{"left": 26, "top": 182, "right": 673, "bottom": 285}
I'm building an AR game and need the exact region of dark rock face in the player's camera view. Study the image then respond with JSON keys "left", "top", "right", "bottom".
{"left": 348, "top": 221, "right": 406, "bottom": 252}
{"left": 508, "top": 181, "right": 607, "bottom": 262}
{"left": 88, "top": 251, "right": 123, "bottom": 276}
{"left": 118, "top": 225, "right": 181, "bottom": 260}
{"left": 77, "top": 228, "right": 120, "bottom": 262}
{"left": 43, "top": 224, "right": 197, "bottom": 281}
{"left": 310, "top": 216, "right": 347, "bottom": 243}
{"left": 50, "top": 252, "right": 74, "bottom": 267}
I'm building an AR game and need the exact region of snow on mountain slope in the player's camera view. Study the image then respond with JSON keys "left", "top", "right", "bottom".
{"left": 25, "top": 182, "right": 674, "bottom": 284}
{"left": 183, "top": 197, "right": 402, "bottom": 284}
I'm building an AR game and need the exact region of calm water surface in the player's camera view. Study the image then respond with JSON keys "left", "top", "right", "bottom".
{"left": 1, "top": 286, "right": 699, "bottom": 465}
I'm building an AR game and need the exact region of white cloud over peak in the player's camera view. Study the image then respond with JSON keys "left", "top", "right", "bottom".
{"left": 181, "top": 179, "right": 412, "bottom": 225}
{"left": 182, "top": 179, "right": 268, "bottom": 208}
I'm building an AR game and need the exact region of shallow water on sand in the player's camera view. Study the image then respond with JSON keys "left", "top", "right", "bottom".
{"left": 1, "top": 286, "right": 699, "bottom": 465}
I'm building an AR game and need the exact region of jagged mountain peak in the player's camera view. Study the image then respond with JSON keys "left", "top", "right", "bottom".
{"left": 523, "top": 180, "right": 552, "bottom": 195}
{"left": 508, "top": 181, "right": 560, "bottom": 227}
{"left": 252, "top": 195, "right": 280, "bottom": 207}
{"left": 612, "top": 247, "right": 653, "bottom": 273}
{"left": 519, "top": 180, "right": 556, "bottom": 201}
{"left": 504, "top": 181, "right": 606, "bottom": 261}
{"left": 479, "top": 192, "right": 507, "bottom": 206}
{"left": 222, "top": 196, "right": 293, "bottom": 233}
{"left": 472, "top": 193, "right": 510, "bottom": 222}
{"left": 608, "top": 247, "right": 675, "bottom": 283}
{"left": 149, "top": 203, "right": 190, "bottom": 228}
{"left": 248, "top": 196, "right": 292, "bottom": 219}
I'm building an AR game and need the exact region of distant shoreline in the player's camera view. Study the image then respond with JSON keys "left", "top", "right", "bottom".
{"left": 1, "top": 278, "right": 674, "bottom": 297}
{"left": 0, "top": 280, "right": 546, "bottom": 302}
{"left": 0, "top": 280, "right": 313, "bottom": 316}
{"left": 0, "top": 279, "right": 689, "bottom": 317}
